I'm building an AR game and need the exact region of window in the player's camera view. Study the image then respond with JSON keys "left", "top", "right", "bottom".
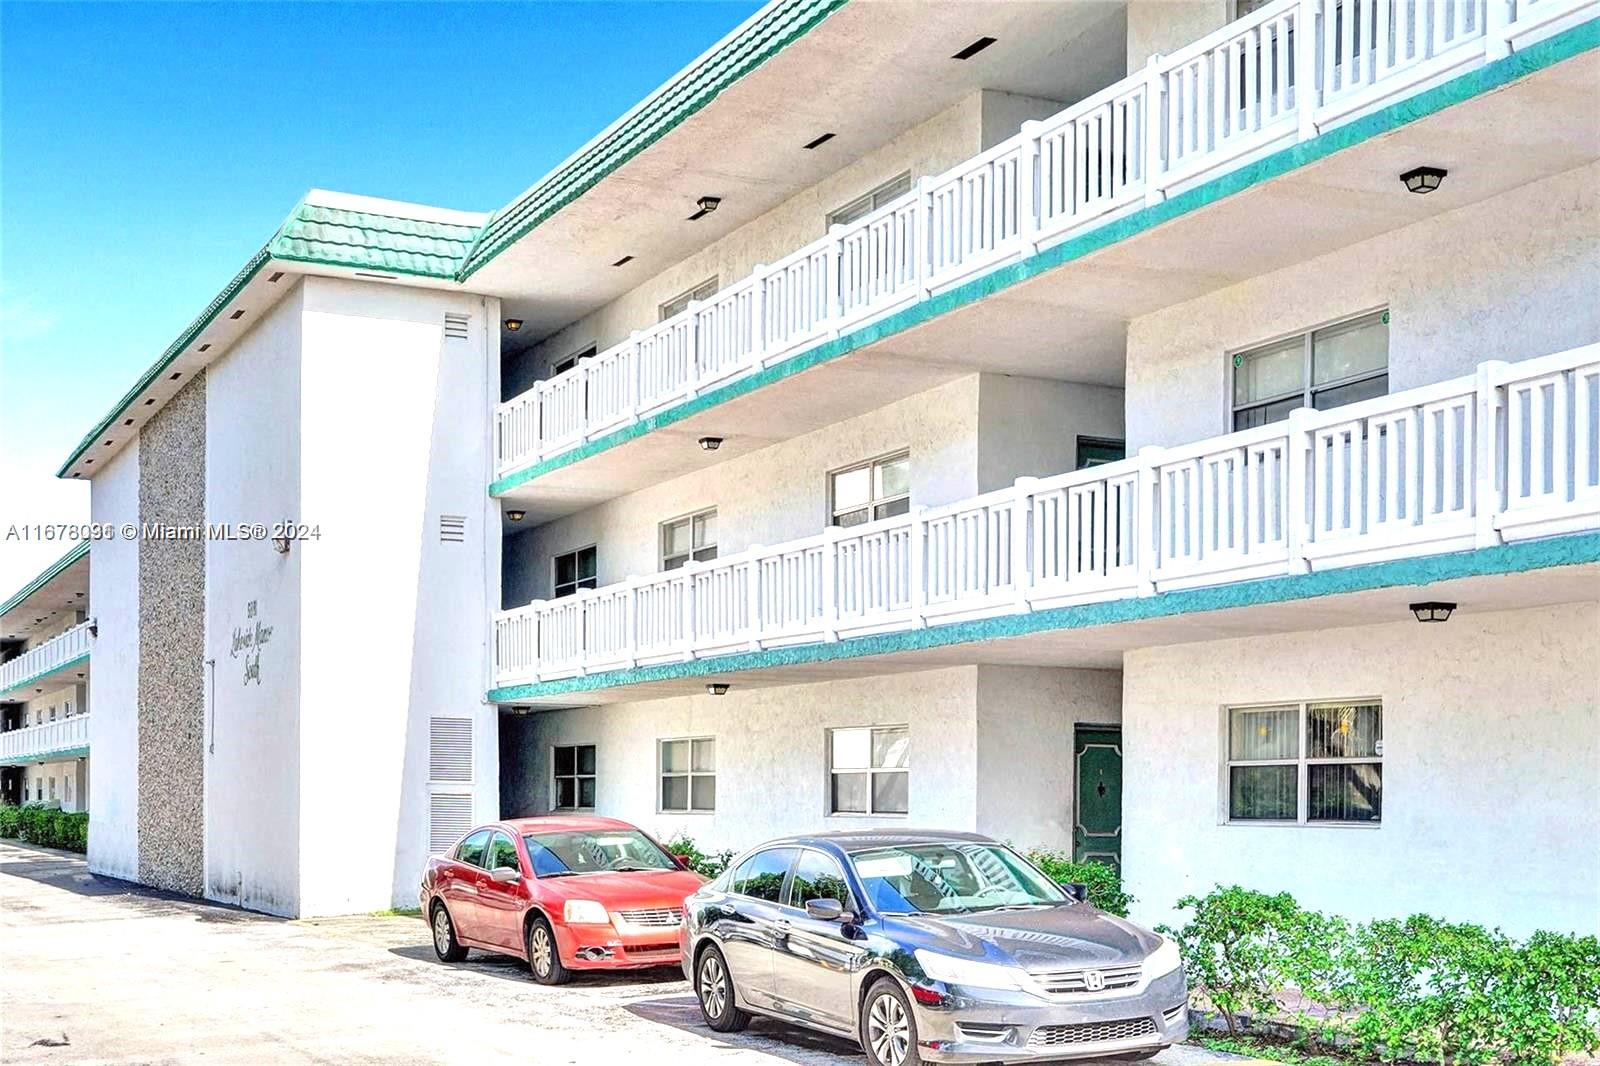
{"left": 551, "top": 345, "right": 596, "bottom": 378}
{"left": 786, "top": 849, "right": 854, "bottom": 909}
{"left": 830, "top": 452, "right": 910, "bottom": 527}
{"left": 48, "top": 777, "right": 56, "bottom": 801}
{"left": 1227, "top": 701, "right": 1383, "bottom": 823}
{"left": 731, "top": 847, "right": 798, "bottom": 902}
{"left": 659, "top": 737, "right": 715, "bottom": 813}
{"left": 455, "top": 829, "right": 491, "bottom": 868}
{"left": 1231, "top": 311, "right": 1389, "bottom": 430}
{"left": 660, "top": 277, "right": 719, "bottom": 321}
{"left": 1076, "top": 436, "right": 1126, "bottom": 469}
{"left": 829, "top": 726, "right": 909, "bottom": 815}
{"left": 553, "top": 546, "right": 597, "bottom": 598}
{"left": 552, "top": 744, "right": 596, "bottom": 811}
{"left": 486, "top": 831, "right": 521, "bottom": 873}
{"left": 827, "top": 172, "right": 913, "bottom": 228}
{"left": 661, "top": 508, "right": 718, "bottom": 570}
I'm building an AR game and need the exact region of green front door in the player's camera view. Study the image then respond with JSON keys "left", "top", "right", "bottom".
{"left": 1073, "top": 725, "right": 1123, "bottom": 869}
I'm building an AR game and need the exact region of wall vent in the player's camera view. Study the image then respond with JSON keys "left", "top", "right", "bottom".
{"left": 429, "top": 717, "right": 473, "bottom": 783}
{"left": 439, "top": 514, "right": 466, "bottom": 543}
{"left": 428, "top": 793, "right": 473, "bottom": 854}
{"left": 443, "top": 313, "right": 470, "bottom": 340}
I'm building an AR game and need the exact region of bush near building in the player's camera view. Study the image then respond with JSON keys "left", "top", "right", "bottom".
{"left": 1162, "top": 885, "right": 1600, "bottom": 1065}
{"left": 0, "top": 804, "right": 89, "bottom": 853}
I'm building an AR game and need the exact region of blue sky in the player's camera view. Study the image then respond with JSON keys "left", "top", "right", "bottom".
{"left": 0, "top": 0, "right": 760, "bottom": 591}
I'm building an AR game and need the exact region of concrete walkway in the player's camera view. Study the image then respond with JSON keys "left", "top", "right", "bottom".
{"left": 0, "top": 840, "right": 1259, "bottom": 1065}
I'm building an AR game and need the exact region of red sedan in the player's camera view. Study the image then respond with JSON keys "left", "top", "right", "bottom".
{"left": 420, "top": 815, "right": 705, "bottom": 984}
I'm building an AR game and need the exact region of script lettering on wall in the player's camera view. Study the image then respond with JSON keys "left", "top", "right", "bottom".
{"left": 229, "top": 599, "right": 274, "bottom": 686}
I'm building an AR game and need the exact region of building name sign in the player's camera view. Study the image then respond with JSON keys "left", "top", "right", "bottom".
{"left": 230, "top": 600, "right": 274, "bottom": 686}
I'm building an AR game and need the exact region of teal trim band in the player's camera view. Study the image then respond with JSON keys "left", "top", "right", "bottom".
{"left": 0, "top": 652, "right": 91, "bottom": 702}
{"left": 489, "top": 17, "right": 1600, "bottom": 498}
{"left": 487, "top": 532, "right": 1600, "bottom": 704}
{"left": 0, "top": 541, "right": 89, "bottom": 620}
{"left": 0, "top": 745, "right": 89, "bottom": 767}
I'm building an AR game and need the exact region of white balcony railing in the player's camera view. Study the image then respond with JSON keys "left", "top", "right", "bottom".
{"left": 0, "top": 619, "right": 94, "bottom": 697}
{"left": 0, "top": 714, "right": 90, "bottom": 764}
{"left": 494, "top": 345, "right": 1600, "bottom": 686}
{"left": 493, "top": 0, "right": 1596, "bottom": 479}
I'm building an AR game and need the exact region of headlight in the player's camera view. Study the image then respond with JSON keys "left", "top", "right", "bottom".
{"left": 913, "top": 949, "right": 1025, "bottom": 990}
{"left": 1144, "top": 936, "right": 1183, "bottom": 978}
{"left": 563, "top": 899, "right": 610, "bottom": 925}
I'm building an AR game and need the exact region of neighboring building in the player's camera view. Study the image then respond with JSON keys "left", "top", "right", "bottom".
{"left": 0, "top": 541, "right": 93, "bottom": 814}
{"left": 51, "top": 0, "right": 1599, "bottom": 930}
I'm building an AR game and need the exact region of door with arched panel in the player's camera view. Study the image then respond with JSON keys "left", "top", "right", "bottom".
{"left": 1072, "top": 725, "right": 1123, "bottom": 870}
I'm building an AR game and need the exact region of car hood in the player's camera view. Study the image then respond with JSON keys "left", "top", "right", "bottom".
{"left": 891, "top": 904, "right": 1158, "bottom": 969}
{"left": 536, "top": 869, "right": 705, "bottom": 911}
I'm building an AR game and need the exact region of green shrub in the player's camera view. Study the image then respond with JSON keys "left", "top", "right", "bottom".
{"left": 1022, "top": 848, "right": 1132, "bottom": 917}
{"left": 661, "top": 833, "right": 736, "bottom": 879}
{"left": 1, "top": 804, "right": 89, "bottom": 853}
{"left": 0, "top": 804, "right": 20, "bottom": 838}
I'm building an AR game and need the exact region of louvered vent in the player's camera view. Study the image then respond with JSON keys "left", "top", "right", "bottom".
{"left": 443, "top": 313, "right": 470, "bottom": 340}
{"left": 429, "top": 793, "right": 473, "bottom": 854}
{"left": 429, "top": 717, "right": 473, "bottom": 782}
{"left": 439, "top": 515, "right": 466, "bottom": 544}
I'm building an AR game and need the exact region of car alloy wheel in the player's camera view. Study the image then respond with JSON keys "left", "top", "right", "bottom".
{"left": 432, "top": 909, "right": 452, "bottom": 956}
{"left": 698, "top": 952, "right": 728, "bottom": 1019}
{"left": 529, "top": 924, "right": 554, "bottom": 977}
{"left": 866, "top": 988, "right": 912, "bottom": 1066}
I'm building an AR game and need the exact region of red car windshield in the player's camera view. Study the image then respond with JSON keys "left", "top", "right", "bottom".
{"left": 522, "top": 829, "right": 677, "bottom": 877}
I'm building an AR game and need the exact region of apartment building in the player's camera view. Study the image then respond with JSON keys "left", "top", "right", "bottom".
{"left": 0, "top": 541, "right": 93, "bottom": 814}
{"left": 56, "top": 0, "right": 1599, "bottom": 928}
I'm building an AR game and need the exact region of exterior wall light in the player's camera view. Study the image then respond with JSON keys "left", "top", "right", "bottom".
{"left": 1400, "top": 166, "right": 1447, "bottom": 194}
{"left": 687, "top": 196, "right": 722, "bottom": 221}
{"left": 503, "top": 319, "right": 523, "bottom": 332}
{"left": 698, "top": 436, "right": 723, "bottom": 452}
{"left": 506, "top": 510, "right": 526, "bottom": 522}
{"left": 271, "top": 536, "right": 292, "bottom": 555}
{"left": 1409, "top": 601, "right": 1456, "bottom": 623}
{"left": 706, "top": 683, "right": 730, "bottom": 696}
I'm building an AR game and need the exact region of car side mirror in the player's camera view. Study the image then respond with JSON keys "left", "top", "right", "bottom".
{"left": 490, "top": 866, "right": 521, "bottom": 884}
{"left": 805, "top": 898, "right": 851, "bottom": 922}
{"left": 1063, "top": 881, "right": 1089, "bottom": 903}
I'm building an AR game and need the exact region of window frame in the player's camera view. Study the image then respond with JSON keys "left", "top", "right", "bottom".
{"left": 551, "top": 545, "right": 598, "bottom": 599}
{"left": 551, "top": 345, "right": 597, "bottom": 379}
{"left": 827, "top": 450, "right": 911, "bottom": 528}
{"left": 486, "top": 830, "right": 522, "bottom": 874}
{"left": 1222, "top": 698, "right": 1384, "bottom": 827}
{"left": 1227, "top": 308, "right": 1389, "bottom": 431}
{"left": 657, "top": 736, "right": 717, "bottom": 814}
{"left": 827, "top": 172, "right": 913, "bottom": 229}
{"left": 660, "top": 507, "right": 719, "bottom": 571}
{"left": 551, "top": 743, "right": 597, "bottom": 812}
{"left": 827, "top": 724, "right": 910, "bottom": 816}
{"left": 659, "top": 277, "right": 720, "bottom": 322}
{"left": 454, "top": 828, "right": 493, "bottom": 868}
{"left": 729, "top": 846, "right": 800, "bottom": 904}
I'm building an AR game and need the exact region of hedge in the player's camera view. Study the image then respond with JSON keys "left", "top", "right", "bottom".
{"left": 0, "top": 804, "right": 89, "bottom": 853}
{"left": 1160, "top": 885, "right": 1600, "bottom": 1065}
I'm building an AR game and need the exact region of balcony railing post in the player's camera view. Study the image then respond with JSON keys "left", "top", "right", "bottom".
{"left": 680, "top": 570, "right": 697, "bottom": 659}
{"left": 1285, "top": 406, "right": 1314, "bottom": 573}
{"left": 623, "top": 577, "right": 640, "bottom": 670}
{"left": 820, "top": 526, "right": 841, "bottom": 641}
{"left": 1012, "top": 477, "right": 1038, "bottom": 608}
{"left": 1475, "top": 360, "right": 1510, "bottom": 547}
{"left": 627, "top": 332, "right": 643, "bottom": 422}
{"left": 752, "top": 265, "right": 769, "bottom": 362}
{"left": 532, "top": 379, "right": 548, "bottom": 462}
{"left": 1143, "top": 54, "right": 1167, "bottom": 205}
{"left": 684, "top": 304, "right": 703, "bottom": 400}
{"left": 1018, "top": 122, "right": 1042, "bottom": 250}
{"left": 916, "top": 177, "right": 936, "bottom": 297}
{"left": 745, "top": 551, "right": 764, "bottom": 650}
{"left": 1486, "top": 0, "right": 1513, "bottom": 60}
{"left": 1135, "top": 446, "right": 1163, "bottom": 594}
{"left": 906, "top": 507, "right": 928, "bottom": 627}
{"left": 1297, "top": 0, "right": 1322, "bottom": 141}
{"left": 828, "top": 224, "right": 847, "bottom": 327}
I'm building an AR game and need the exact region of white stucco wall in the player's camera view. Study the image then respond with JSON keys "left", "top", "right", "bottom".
{"left": 204, "top": 283, "right": 305, "bottom": 916}
{"left": 976, "top": 377, "right": 1126, "bottom": 492}
{"left": 1124, "top": 163, "right": 1600, "bottom": 450}
{"left": 1125, "top": 0, "right": 1229, "bottom": 71}
{"left": 87, "top": 439, "right": 139, "bottom": 881}
{"left": 1121, "top": 603, "right": 1600, "bottom": 937}
{"left": 297, "top": 277, "right": 500, "bottom": 915}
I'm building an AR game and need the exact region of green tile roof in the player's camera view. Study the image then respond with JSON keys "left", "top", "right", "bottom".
{"left": 271, "top": 202, "right": 485, "bottom": 280}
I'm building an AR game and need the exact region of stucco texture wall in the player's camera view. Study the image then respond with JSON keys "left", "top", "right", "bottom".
{"left": 1120, "top": 603, "right": 1600, "bottom": 937}
{"left": 87, "top": 441, "right": 139, "bottom": 881}
{"left": 1125, "top": 0, "right": 1229, "bottom": 71}
{"left": 1123, "top": 163, "right": 1600, "bottom": 450}
{"left": 136, "top": 371, "right": 207, "bottom": 897}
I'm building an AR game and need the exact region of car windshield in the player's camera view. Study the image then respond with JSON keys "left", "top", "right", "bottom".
{"left": 848, "top": 842, "right": 1068, "bottom": 914}
{"left": 521, "top": 829, "right": 677, "bottom": 876}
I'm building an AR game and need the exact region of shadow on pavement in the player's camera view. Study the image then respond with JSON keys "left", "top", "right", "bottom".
{"left": 0, "top": 840, "right": 269, "bottom": 923}
{"left": 627, "top": 994, "right": 865, "bottom": 1063}
{"left": 387, "top": 943, "right": 690, "bottom": 990}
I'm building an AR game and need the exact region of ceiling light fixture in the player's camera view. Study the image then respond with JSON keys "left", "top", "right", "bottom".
{"left": 706, "top": 682, "right": 730, "bottom": 696}
{"left": 952, "top": 36, "right": 997, "bottom": 60}
{"left": 1409, "top": 601, "right": 1456, "bottom": 623}
{"left": 503, "top": 319, "right": 523, "bottom": 332}
{"left": 687, "top": 196, "right": 722, "bottom": 221}
{"left": 1400, "top": 165, "right": 1447, "bottom": 194}
{"left": 803, "top": 132, "right": 836, "bottom": 150}
{"left": 506, "top": 510, "right": 526, "bottom": 522}
{"left": 698, "top": 436, "right": 724, "bottom": 452}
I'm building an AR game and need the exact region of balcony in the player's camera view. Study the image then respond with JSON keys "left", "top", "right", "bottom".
{"left": 493, "top": 345, "right": 1600, "bottom": 691}
{"left": 493, "top": 0, "right": 1597, "bottom": 484}
{"left": 0, "top": 619, "right": 94, "bottom": 699}
{"left": 0, "top": 714, "right": 90, "bottom": 765}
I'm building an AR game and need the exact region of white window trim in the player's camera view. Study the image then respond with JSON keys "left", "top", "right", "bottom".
{"left": 1220, "top": 698, "right": 1384, "bottom": 828}
{"left": 657, "top": 736, "right": 716, "bottom": 814}
{"left": 827, "top": 724, "right": 910, "bottom": 817}
{"left": 1227, "top": 308, "right": 1389, "bottom": 431}
{"left": 827, "top": 171, "right": 913, "bottom": 229}
{"left": 660, "top": 507, "right": 718, "bottom": 571}
{"left": 827, "top": 450, "right": 911, "bottom": 528}
{"left": 660, "top": 277, "right": 719, "bottom": 322}
{"left": 551, "top": 743, "right": 597, "bottom": 812}
{"left": 551, "top": 544, "right": 598, "bottom": 599}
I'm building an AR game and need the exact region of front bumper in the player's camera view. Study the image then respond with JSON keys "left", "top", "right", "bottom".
{"left": 553, "top": 920, "right": 684, "bottom": 970}
{"left": 911, "top": 967, "right": 1189, "bottom": 1063}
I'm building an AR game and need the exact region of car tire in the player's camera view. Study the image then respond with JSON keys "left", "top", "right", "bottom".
{"left": 695, "top": 945, "right": 751, "bottom": 1033}
{"left": 860, "top": 978, "right": 922, "bottom": 1066}
{"left": 429, "top": 902, "right": 467, "bottom": 963}
{"left": 525, "top": 915, "right": 572, "bottom": 985}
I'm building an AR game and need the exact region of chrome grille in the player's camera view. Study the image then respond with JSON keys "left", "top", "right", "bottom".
{"left": 1029, "top": 1017, "right": 1156, "bottom": 1047}
{"left": 1030, "top": 962, "right": 1142, "bottom": 994}
{"left": 615, "top": 906, "right": 684, "bottom": 929}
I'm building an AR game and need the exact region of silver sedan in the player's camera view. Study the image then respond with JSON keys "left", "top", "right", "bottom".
{"left": 680, "top": 829, "right": 1189, "bottom": 1065}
